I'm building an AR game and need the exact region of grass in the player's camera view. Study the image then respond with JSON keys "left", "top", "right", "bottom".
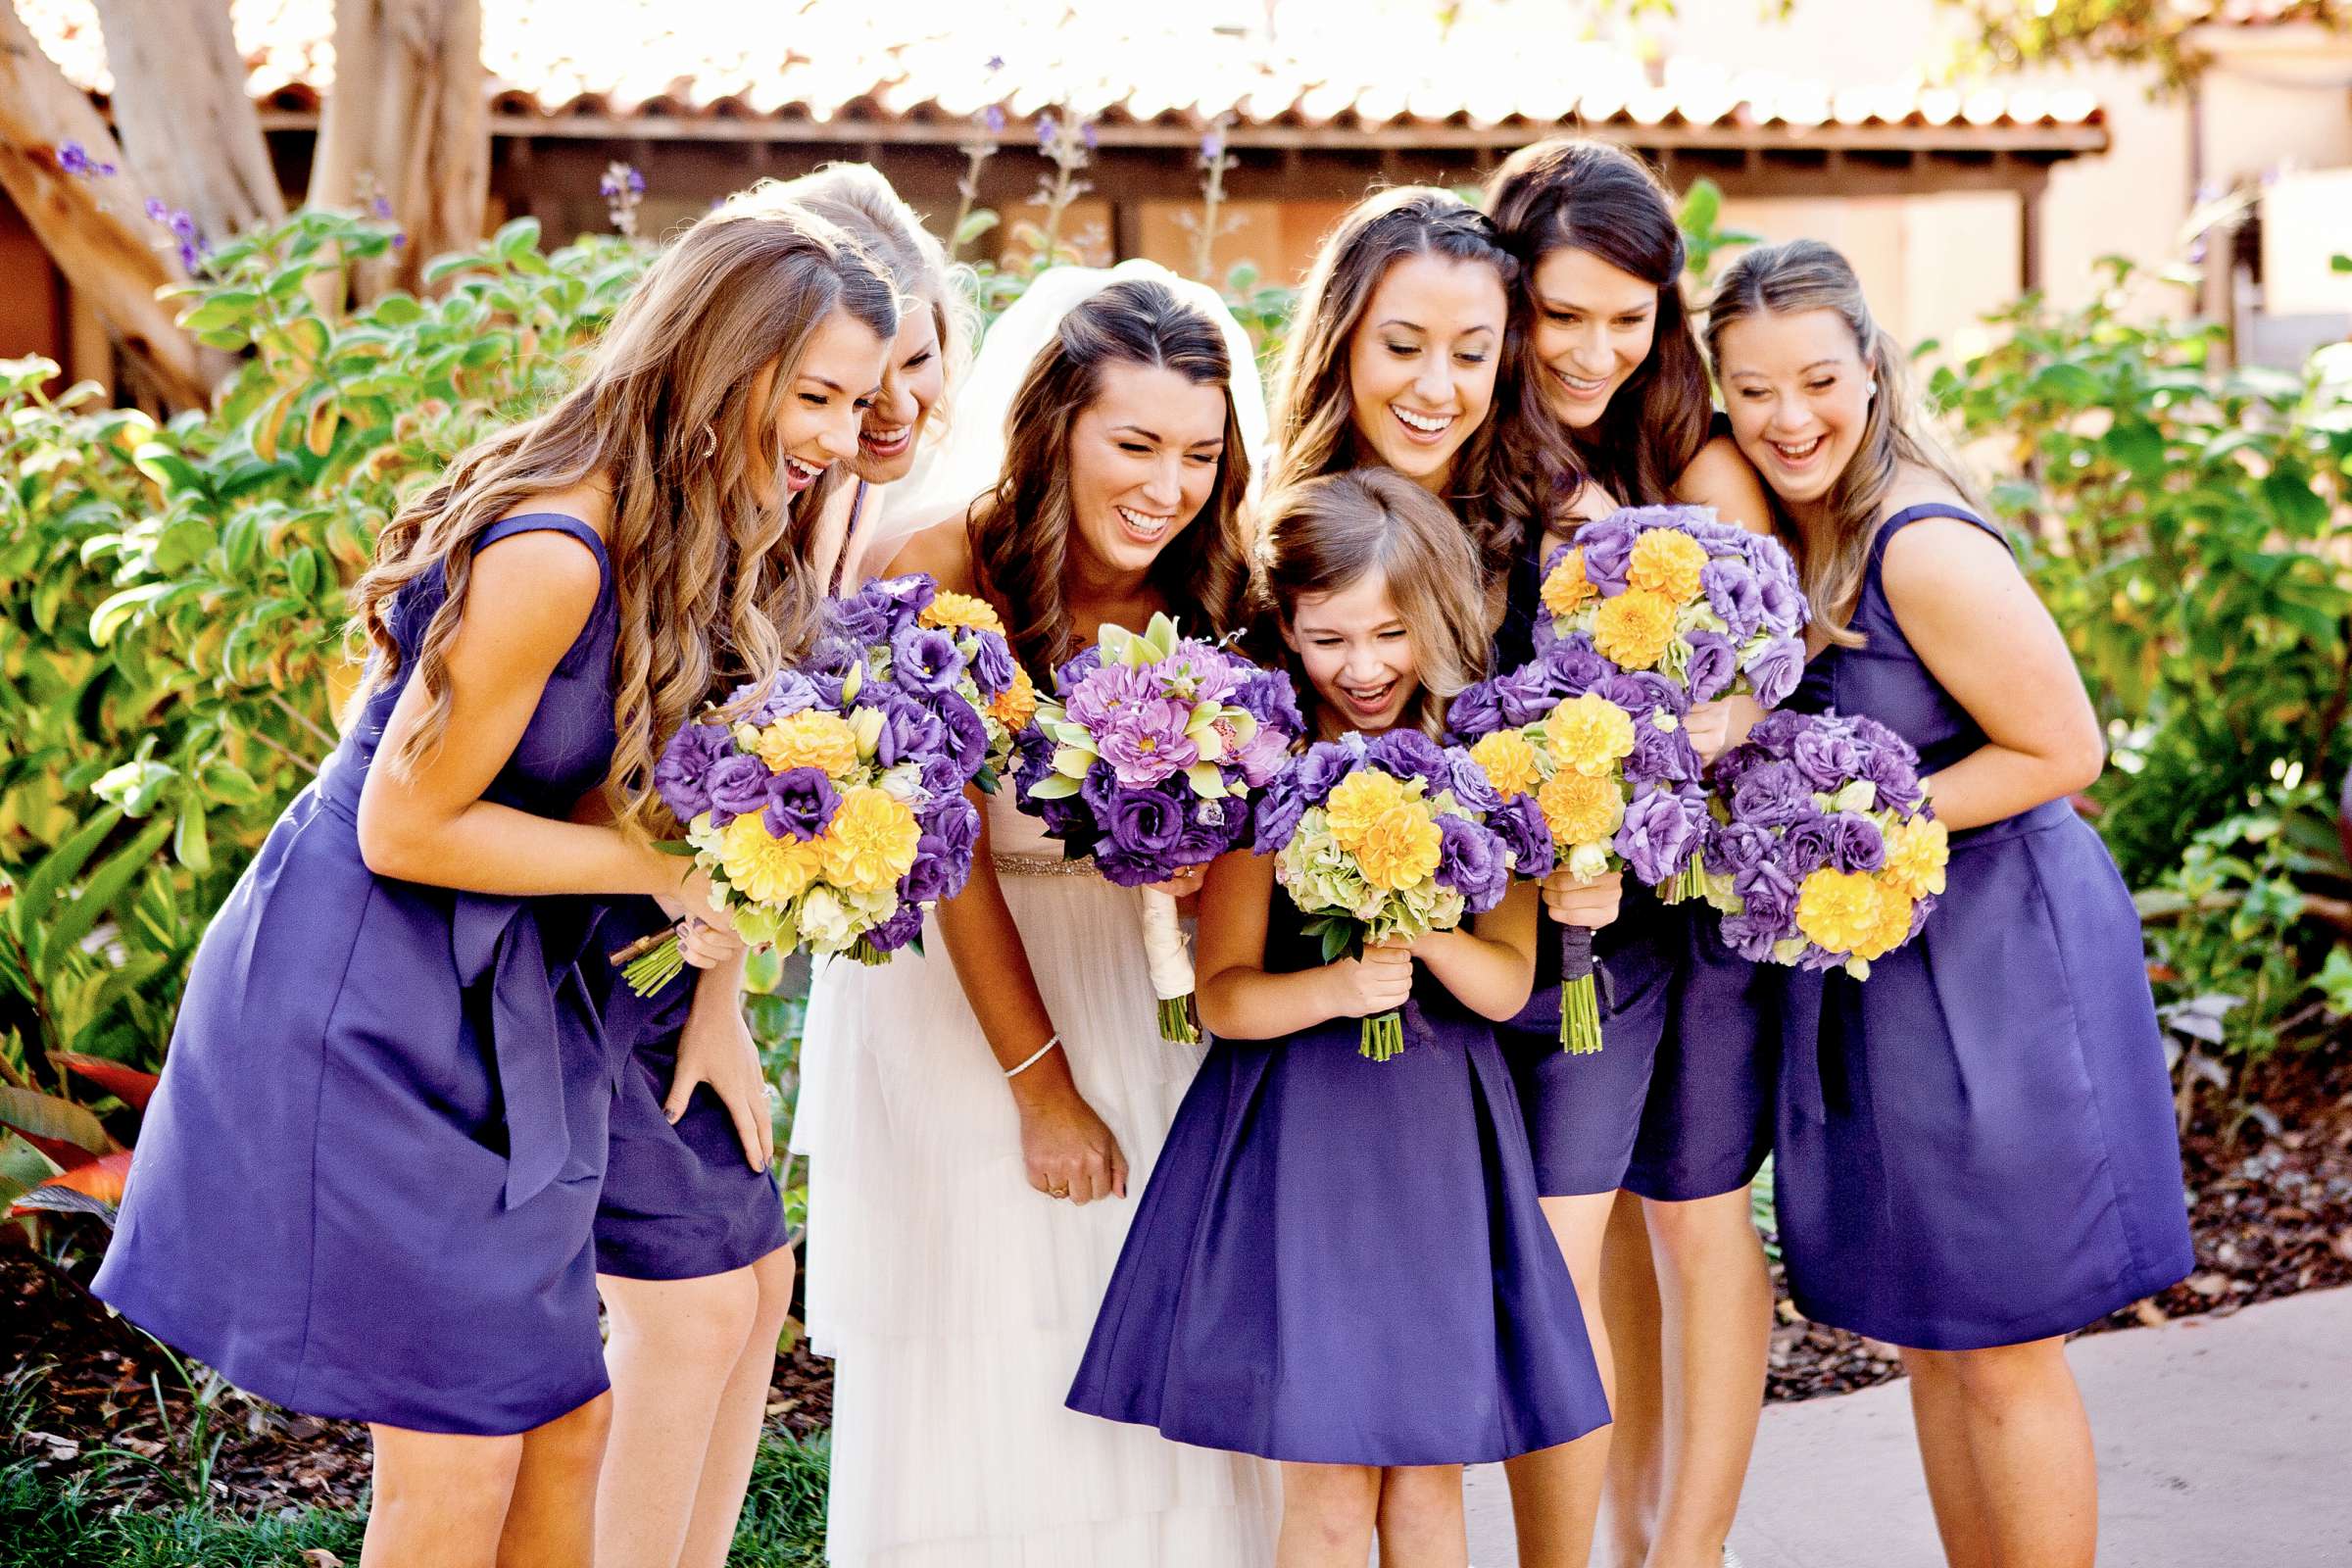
{"left": 0, "top": 1427, "right": 831, "bottom": 1568}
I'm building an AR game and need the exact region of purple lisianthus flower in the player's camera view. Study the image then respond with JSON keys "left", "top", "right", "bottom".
{"left": 919, "top": 751, "right": 969, "bottom": 802}
{"left": 1745, "top": 708, "right": 1809, "bottom": 755}
{"left": 1684, "top": 630, "right": 1739, "bottom": 704}
{"left": 1038, "top": 792, "right": 1092, "bottom": 840}
{"left": 1784, "top": 813, "right": 1838, "bottom": 873}
{"left": 1447, "top": 752, "right": 1501, "bottom": 814}
{"left": 905, "top": 796, "right": 981, "bottom": 904}
{"left": 1176, "top": 796, "right": 1238, "bottom": 863}
{"left": 863, "top": 900, "right": 928, "bottom": 954}
{"left": 1488, "top": 792, "right": 1556, "bottom": 878}
{"left": 1828, "top": 812, "right": 1887, "bottom": 873}
{"left": 1700, "top": 558, "right": 1766, "bottom": 641}
{"left": 1615, "top": 788, "right": 1697, "bottom": 886}
{"left": 1539, "top": 632, "right": 1612, "bottom": 696}
{"left": 762, "top": 766, "right": 840, "bottom": 842}
{"left": 1611, "top": 669, "right": 1690, "bottom": 718}
{"left": 921, "top": 689, "right": 988, "bottom": 777}
{"left": 1436, "top": 814, "right": 1509, "bottom": 909}
{"left": 873, "top": 691, "right": 948, "bottom": 771}
{"left": 1494, "top": 664, "right": 1558, "bottom": 726}
{"left": 1628, "top": 718, "right": 1700, "bottom": 787}
{"left": 1079, "top": 760, "right": 1122, "bottom": 820}
{"left": 868, "top": 573, "right": 937, "bottom": 623}
{"left": 1572, "top": 514, "right": 1638, "bottom": 595}
{"left": 1445, "top": 678, "right": 1504, "bottom": 742}
{"left": 1053, "top": 645, "right": 1105, "bottom": 697}
{"left": 1719, "top": 908, "right": 1785, "bottom": 962}
{"left": 1704, "top": 818, "right": 1776, "bottom": 879}
{"left": 967, "top": 631, "right": 1016, "bottom": 696}
{"left": 1234, "top": 667, "right": 1305, "bottom": 736}
{"left": 705, "top": 754, "right": 775, "bottom": 830}
{"left": 1790, "top": 721, "right": 1863, "bottom": 792}
{"left": 1757, "top": 573, "right": 1807, "bottom": 637}
{"left": 1013, "top": 724, "right": 1055, "bottom": 796}
{"left": 1734, "top": 856, "right": 1800, "bottom": 929}
{"left": 752, "top": 671, "right": 822, "bottom": 723}
{"left": 827, "top": 593, "right": 890, "bottom": 646}
{"left": 891, "top": 625, "right": 967, "bottom": 695}
{"left": 1099, "top": 786, "right": 1189, "bottom": 885}
{"left": 651, "top": 721, "right": 732, "bottom": 819}
{"left": 1368, "top": 728, "right": 1448, "bottom": 788}
{"left": 1730, "top": 760, "right": 1815, "bottom": 829}
{"left": 1742, "top": 637, "right": 1806, "bottom": 709}
{"left": 1252, "top": 770, "right": 1308, "bottom": 855}
{"left": 1295, "top": 742, "right": 1355, "bottom": 805}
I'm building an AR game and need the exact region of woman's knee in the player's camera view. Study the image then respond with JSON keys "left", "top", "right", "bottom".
{"left": 1639, "top": 1188, "right": 1759, "bottom": 1267}
{"left": 370, "top": 1425, "right": 524, "bottom": 1523}
{"left": 1902, "top": 1339, "right": 2068, "bottom": 1403}
{"left": 602, "top": 1268, "right": 761, "bottom": 1363}
{"left": 749, "top": 1244, "right": 798, "bottom": 1339}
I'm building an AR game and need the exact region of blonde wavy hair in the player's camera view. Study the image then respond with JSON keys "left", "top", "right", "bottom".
{"left": 760, "top": 163, "right": 980, "bottom": 450}
{"left": 1703, "top": 238, "right": 1976, "bottom": 647}
{"left": 1251, "top": 467, "right": 1493, "bottom": 741}
{"left": 348, "top": 198, "right": 899, "bottom": 840}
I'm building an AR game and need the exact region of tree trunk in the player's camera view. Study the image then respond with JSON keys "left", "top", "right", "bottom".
{"left": 308, "top": 0, "right": 486, "bottom": 299}
{"left": 0, "top": 6, "right": 213, "bottom": 406}
{"left": 89, "top": 0, "right": 285, "bottom": 243}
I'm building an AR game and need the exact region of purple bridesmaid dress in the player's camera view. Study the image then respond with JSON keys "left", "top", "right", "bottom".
{"left": 93, "top": 514, "right": 624, "bottom": 1434}
{"left": 1779, "top": 502, "right": 2193, "bottom": 1348}
{"left": 1067, "top": 900, "right": 1610, "bottom": 1466}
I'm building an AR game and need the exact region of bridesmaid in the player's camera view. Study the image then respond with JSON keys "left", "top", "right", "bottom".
{"left": 1484, "top": 138, "right": 1779, "bottom": 1568}
{"left": 1071, "top": 468, "right": 1609, "bottom": 1568}
{"left": 1705, "top": 239, "right": 2193, "bottom": 1568}
{"left": 584, "top": 167, "right": 973, "bottom": 1568}
{"left": 91, "top": 201, "right": 898, "bottom": 1565}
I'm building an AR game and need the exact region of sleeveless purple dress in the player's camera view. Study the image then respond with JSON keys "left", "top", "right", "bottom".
{"left": 93, "top": 514, "right": 623, "bottom": 1434}
{"left": 1778, "top": 503, "right": 2193, "bottom": 1348}
{"left": 1494, "top": 515, "right": 1778, "bottom": 1200}
{"left": 1066, "top": 898, "right": 1610, "bottom": 1465}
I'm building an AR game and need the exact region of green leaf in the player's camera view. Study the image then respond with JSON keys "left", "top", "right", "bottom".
{"left": 88, "top": 583, "right": 172, "bottom": 646}
{"left": 0, "top": 1087, "right": 112, "bottom": 1156}
{"left": 7, "top": 806, "right": 126, "bottom": 941}
{"left": 39, "top": 814, "right": 176, "bottom": 965}
{"left": 172, "top": 790, "right": 212, "bottom": 871}
{"left": 177, "top": 291, "right": 260, "bottom": 333}
{"left": 370, "top": 292, "right": 425, "bottom": 326}
{"left": 130, "top": 443, "right": 205, "bottom": 496}
{"left": 494, "top": 217, "right": 543, "bottom": 261}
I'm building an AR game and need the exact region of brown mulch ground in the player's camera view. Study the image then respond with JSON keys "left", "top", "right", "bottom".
{"left": 9, "top": 1049, "right": 2350, "bottom": 1509}
{"left": 0, "top": 1243, "right": 833, "bottom": 1516}
{"left": 1764, "top": 1048, "right": 2352, "bottom": 1402}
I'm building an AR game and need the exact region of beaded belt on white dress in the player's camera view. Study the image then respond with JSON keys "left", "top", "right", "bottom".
{"left": 991, "top": 853, "right": 1102, "bottom": 879}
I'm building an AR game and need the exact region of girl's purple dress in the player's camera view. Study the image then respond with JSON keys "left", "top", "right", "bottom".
{"left": 94, "top": 514, "right": 624, "bottom": 1434}
{"left": 1779, "top": 502, "right": 2193, "bottom": 1348}
{"left": 1067, "top": 900, "right": 1610, "bottom": 1466}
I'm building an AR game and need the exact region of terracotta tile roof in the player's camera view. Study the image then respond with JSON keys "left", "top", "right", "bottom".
{"left": 19, "top": 0, "right": 2105, "bottom": 144}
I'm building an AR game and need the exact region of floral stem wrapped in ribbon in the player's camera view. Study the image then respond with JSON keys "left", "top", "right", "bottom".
{"left": 1013, "top": 613, "right": 1302, "bottom": 1043}
{"left": 1447, "top": 641, "right": 1710, "bottom": 1053}
{"left": 1250, "top": 730, "right": 1525, "bottom": 1061}
{"left": 1534, "top": 505, "right": 1808, "bottom": 902}
{"left": 1699, "top": 710, "right": 1949, "bottom": 976}
{"left": 616, "top": 573, "right": 1024, "bottom": 994}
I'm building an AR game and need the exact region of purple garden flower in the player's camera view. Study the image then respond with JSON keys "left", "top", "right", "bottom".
{"left": 704, "top": 754, "right": 775, "bottom": 830}
{"left": 1730, "top": 760, "right": 1816, "bottom": 829}
{"left": 1295, "top": 741, "right": 1355, "bottom": 805}
{"left": 1684, "top": 631, "right": 1739, "bottom": 702}
{"left": 652, "top": 722, "right": 733, "bottom": 819}
{"left": 891, "top": 624, "right": 968, "bottom": 695}
{"left": 1488, "top": 793, "right": 1556, "bottom": 879}
{"left": 1742, "top": 638, "right": 1806, "bottom": 709}
{"left": 1827, "top": 812, "right": 1887, "bottom": 873}
{"left": 1790, "top": 723, "right": 1863, "bottom": 793}
{"left": 1176, "top": 796, "right": 1238, "bottom": 863}
{"left": 58, "top": 141, "right": 116, "bottom": 179}
{"left": 1097, "top": 696, "right": 1199, "bottom": 787}
{"left": 1446, "top": 752, "right": 1502, "bottom": 815}
{"left": 1099, "top": 787, "right": 1189, "bottom": 885}
{"left": 1615, "top": 788, "right": 1697, "bottom": 886}
{"left": 1444, "top": 679, "right": 1502, "bottom": 744}
{"left": 762, "top": 766, "right": 841, "bottom": 842}
{"left": 1251, "top": 770, "right": 1308, "bottom": 856}
{"left": 1700, "top": 557, "right": 1765, "bottom": 640}
{"left": 1572, "top": 514, "right": 1637, "bottom": 595}
{"left": 863, "top": 900, "right": 928, "bottom": 954}
{"left": 1367, "top": 728, "right": 1448, "bottom": 789}
{"left": 1436, "top": 813, "right": 1509, "bottom": 909}
{"left": 828, "top": 594, "right": 890, "bottom": 646}
{"left": 968, "top": 630, "right": 1016, "bottom": 696}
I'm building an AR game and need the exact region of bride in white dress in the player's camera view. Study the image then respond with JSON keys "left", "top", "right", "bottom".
{"left": 794, "top": 262, "right": 1280, "bottom": 1568}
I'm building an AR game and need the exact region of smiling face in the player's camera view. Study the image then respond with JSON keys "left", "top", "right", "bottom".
{"left": 850, "top": 303, "right": 945, "bottom": 485}
{"left": 1529, "top": 245, "right": 1658, "bottom": 431}
{"left": 1345, "top": 253, "right": 1507, "bottom": 492}
{"left": 1064, "top": 360, "right": 1230, "bottom": 581}
{"left": 1715, "top": 307, "right": 1874, "bottom": 514}
{"left": 748, "top": 306, "right": 891, "bottom": 504}
{"left": 1285, "top": 567, "right": 1420, "bottom": 738}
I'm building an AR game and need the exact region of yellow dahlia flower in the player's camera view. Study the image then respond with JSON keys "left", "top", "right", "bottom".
{"left": 1469, "top": 730, "right": 1541, "bottom": 800}
{"left": 819, "top": 786, "right": 922, "bottom": 894}
{"left": 755, "top": 710, "right": 858, "bottom": 776}
{"left": 1537, "top": 768, "right": 1623, "bottom": 849}
{"left": 1794, "top": 867, "right": 1882, "bottom": 955}
{"left": 1545, "top": 693, "right": 1638, "bottom": 778}
{"left": 1541, "top": 549, "right": 1598, "bottom": 620}
{"left": 1325, "top": 769, "right": 1412, "bottom": 854}
{"left": 1627, "top": 528, "right": 1709, "bottom": 603}
{"left": 1356, "top": 803, "right": 1444, "bottom": 891}
{"left": 1854, "top": 879, "right": 1917, "bottom": 960}
{"left": 1882, "top": 815, "right": 1949, "bottom": 900}
{"left": 719, "top": 812, "right": 827, "bottom": 905}
{"left": 987, "top": 664, "right": 1039, "bottom": 731}
{"left": 1592, "top": 587, "right": 1680, "bottom": 670}
{"left": 919, "top": 590, "right": 1006, "bottom": 635}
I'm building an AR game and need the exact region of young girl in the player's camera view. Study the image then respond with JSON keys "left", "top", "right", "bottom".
{"left": 1706, "top": 239, "right": 2193, "bottom": 1568}
{"left": 582, "top": 169, "right": 972, "bottom": 1568}
{"left": 797, "top": 266, "right": 1280, "bottom": 1566}
{"left": 1484, "top": 137, "right": 1779, "bottom": 1568}
{"left": 90, "top": 201, "right": 898, "bottom": 1565}
{"left": 1069, "top": 467, "right": 1610, "bottom": 1568}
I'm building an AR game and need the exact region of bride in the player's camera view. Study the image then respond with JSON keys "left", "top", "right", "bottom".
{"left": 794, "top": 261, "right": 1280, "bottom": 1566}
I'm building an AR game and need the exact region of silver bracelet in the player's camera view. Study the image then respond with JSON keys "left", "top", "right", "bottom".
{"left": 1004, "top": 1034, "right": 1062, "bottom": 1078}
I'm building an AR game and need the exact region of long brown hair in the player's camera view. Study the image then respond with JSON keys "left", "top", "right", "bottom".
{"left": 1267, "top": 186, "right": 1586, "bottom": 595}
{"left": 350, "top": 198, "right": 899, "bottom": 838}
{"left": 972, "top": 276, "right": 1252, "bottom": 676}
{"left": 1251, "top": 467, "right": 1492, "bottom": 741}
{"left": 1703, "top": 238, "right": 1976, "bottom": 647}
{"left": 1485, "top": 137, "right": 1714, "bottom": 507}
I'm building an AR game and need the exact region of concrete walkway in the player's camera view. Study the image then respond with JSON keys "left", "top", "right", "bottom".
{"left": 1464, "top": 1286, "right": 2352, "bottom": 1567}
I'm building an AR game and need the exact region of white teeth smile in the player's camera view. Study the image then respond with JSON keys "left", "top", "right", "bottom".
{"left": 1392, "top": 406, "right": 1455, "bottom": 436}
{"left": 1340, "top": 679, "right": 1396, "bottom": 710}
{"left": 1554, "top": 369, "right": 1607, "bottom": 395}
{"left": 784, "top": 456, "right": 824, "bottom": 485}
{"left": 862, "top": 425, "right": 910, "bottom": 449}
{"left": 1115, "top": 505, "right": 1173, "bottom": 540}
{"left": 1771, "top": 435, "right": 1826, "bottom": 465}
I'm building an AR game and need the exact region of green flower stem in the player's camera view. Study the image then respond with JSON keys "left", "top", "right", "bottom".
{"left": 1157, "top": 993, "right": 1200, "bottom": 1045}
{"left": 622, "top": 935, "right": 686, "bottom": 998}
{"left": 1560, "top": 976, "right": 1604, "bottom": 1054}
{"left": 1360, "top": 1008, "right": 1405, "bottom": 1061}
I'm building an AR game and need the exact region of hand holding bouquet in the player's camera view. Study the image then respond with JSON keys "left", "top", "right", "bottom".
{"left": 1448, "top": 642, "right": 1709, "bottom": 1053}
{"left": 1014, "top": 613, "right": 1303, "bottom": 1041}
{"left": 1250, "top": 730, "right": 1525, "bottom": 1061}
{"left": 1698, "top": 710, "right": 1948, "bottom": 977}
{"left": 616, "top": 573, "right": 1019, "bottom": 994}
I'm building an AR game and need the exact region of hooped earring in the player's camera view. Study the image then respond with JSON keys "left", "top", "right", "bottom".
{"left": 699, "top": 424, "right": 718, "bottom": 460}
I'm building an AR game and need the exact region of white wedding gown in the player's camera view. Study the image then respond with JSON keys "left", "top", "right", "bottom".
{"left": 794, "top": 788, "right": 1278, "bottom": 1568}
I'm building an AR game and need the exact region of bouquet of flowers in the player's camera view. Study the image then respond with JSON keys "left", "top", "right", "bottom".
{"left": 1015, "top": 612, "right": 1303, "bottom": 1042}
{"left": 614, "top": 573, "right": 1022, "bottom": 994}
{"left": 1250, "top": 730, "right": 1533, "bottom": 1060}
{"left": 1447, "top": 637, "right": 1710, "bottom": 1052}
{"left": 1697, "top": 710, "right": 1948, "bottom": 977}
{"left": 1534, "top": 504, "right": 1808, "bottom": 899}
